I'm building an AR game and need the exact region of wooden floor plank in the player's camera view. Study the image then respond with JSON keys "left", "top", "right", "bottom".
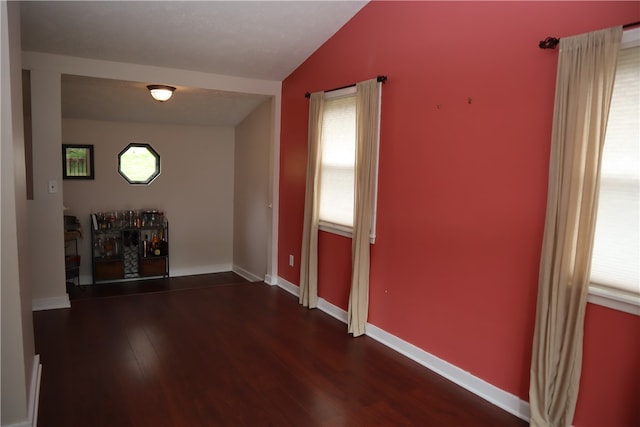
{"left": 35, "top": 273, "right": 527, "bottom": 426}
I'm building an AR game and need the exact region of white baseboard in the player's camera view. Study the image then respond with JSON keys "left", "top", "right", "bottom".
{"left": 2, "top": 355, "right": 41, "bottom": 427}
{"left": 365, "top": 324, "right": 531, "bottom": 421}
{"left": 275, "top": 277, "right": 348, "bottom": 323}
{"left": 80, "top": 264, "right": 236, "bottom": 286}
{"left": 232, "top": 265, "right": 264, "bottom": 282}
{"left": 168, "top": 264, "right": 233, "bottom": 278}
{"left": 264, "top": 274, "right": 276, "bottom": 285}
{"left": 317, "top": 297, "right": 348, "bottom": 324}
{"left": 276, "top": 276, "right": 300, "bottom": 297}
{"left": 29, "top": 355, "right": 41, "bottom": 427}
{"left": 275, "top": 276, "right": 530, "bottom": 422}
{"left": 32, "top": 295, "right": 70, "bottom": 311}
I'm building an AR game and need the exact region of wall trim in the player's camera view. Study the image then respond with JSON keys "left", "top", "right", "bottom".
{"left": 317, "top": 297, "right": 348, "bottom": 324}
{"left": 365, "top": 324, "right": 531, "bottom": 422}
{"left": 32, "top": 294, "right": 70, "bottom": 311}
{"left": 275, "top": 276, "right": 530, "bottom": 422}
{"left": 588, "top": 286, "right": 640, "bottom": 316}
{"left": 29, "top": 355, "right": 41, "bottom": 427}
{"left": 2, "top": 355, "right": 41, "bottom": 427}
{"left": 81, "top": 265, "right": 241, "bottom": 286}
{"left": 232, "top": 265, "right": 264, "bottom": 283}
{"left": 275, "top": 277, "right": 349, "bottom": 324}
{"left": 275, "top": 276, "right": 299, "bottom": 297}
{"left": 168, "top": 264, "right": 233, "bottom": 278}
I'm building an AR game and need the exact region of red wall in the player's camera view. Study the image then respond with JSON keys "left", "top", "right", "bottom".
{"left": 279, "top": 2, "right": 640, "bottom": 425}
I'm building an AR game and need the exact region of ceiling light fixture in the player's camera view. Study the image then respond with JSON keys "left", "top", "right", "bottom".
{"left": 147, "top": 85, "right": 176, "bottom": 102}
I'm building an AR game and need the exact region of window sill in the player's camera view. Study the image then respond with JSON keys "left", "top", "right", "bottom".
{"left": 319, "top": 221, "right": 352, "bottom": 239}
{"left": 588, "top": 284, "right": 640, "bottom": 316}
{"left": 318, "top": 221, "right": 376, "bottom": 244}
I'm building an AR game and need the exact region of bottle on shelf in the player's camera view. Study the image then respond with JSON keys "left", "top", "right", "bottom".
{"left": 152, "top": 233, "right": 161, "bottom": 256}
{"left": 94, "top": 238, "right": 104, "bottom": 257}
{"left": 91, "top": 210, "right": 169, "bottom": 283}
{"left": 143, "top": 234, "right": 149, "bottom": 258}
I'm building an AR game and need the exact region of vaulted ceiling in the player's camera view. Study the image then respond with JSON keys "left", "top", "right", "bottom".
{"left": 20, "top": 1, "right": 367, "bottom": 126}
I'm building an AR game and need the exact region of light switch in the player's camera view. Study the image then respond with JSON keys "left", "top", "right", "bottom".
{"left": 48, "top": 180, "right": 58, "bottom": 193}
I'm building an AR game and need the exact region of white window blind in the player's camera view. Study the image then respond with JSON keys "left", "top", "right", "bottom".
{"left": 319, "top": 92, "right": 356, "bottom": 227}
{"left": 590, "top": 44, "right": 640, "bottom": 296}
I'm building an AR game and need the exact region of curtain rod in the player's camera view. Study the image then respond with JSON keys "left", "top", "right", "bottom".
{"left": 304, "top": 75, "right": 387, "bottom": 98}
{"left": 538, "top": 21, "right": 640, "bottom": 49}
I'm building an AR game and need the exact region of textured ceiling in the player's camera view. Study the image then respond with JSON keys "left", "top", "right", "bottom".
{"left": 20, "top": 1, "right": 367, "bottom": 126}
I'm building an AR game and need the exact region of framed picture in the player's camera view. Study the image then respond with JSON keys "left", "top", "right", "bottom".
{"left": 62, "top": 144, "right": 94, "bottom": 180}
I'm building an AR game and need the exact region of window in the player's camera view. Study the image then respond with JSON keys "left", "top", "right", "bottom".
{"left": 319, "top": 88, "right": 357, "bottom": 229}
{"left": 589, "top": 28, "right": 640, "bottom": 315}
{"left": 318, "top": 86, "right": 381, "bottom": 241}
{"left": 62, "top": 144, "right": 94, "bottom": 180}
{"left": 118, "top": 143, "right": 160, "bottom": 185}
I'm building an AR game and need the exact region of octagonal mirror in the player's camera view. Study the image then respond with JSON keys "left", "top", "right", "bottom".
{"left": 118, "top": 143, "right": 160, "bottom": 185}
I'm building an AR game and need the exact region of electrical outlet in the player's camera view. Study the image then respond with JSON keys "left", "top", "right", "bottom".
{"left": 48, "top": 180, "right": 58, "bottom": 193}
{"left": 289, "top": 254, "right": 294, "bottom": 267}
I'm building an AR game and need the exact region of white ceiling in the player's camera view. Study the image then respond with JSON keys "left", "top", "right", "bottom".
{"left": 20, "top": 1, "right": 367, "bottom": 126}
{"left": 60, "top": 74, "right": 272, "bottom": 127}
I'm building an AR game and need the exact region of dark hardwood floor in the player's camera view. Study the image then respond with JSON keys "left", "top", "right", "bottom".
{"left": 66, "top": 271, "right": 248, "bottom": 300}
{"left": 36, "top": 273, "right": 527, "bottom": 426}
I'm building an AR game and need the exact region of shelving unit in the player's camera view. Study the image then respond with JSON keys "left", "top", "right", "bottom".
{"left": 91, "top": 210, "right": 169, "bottom": 284}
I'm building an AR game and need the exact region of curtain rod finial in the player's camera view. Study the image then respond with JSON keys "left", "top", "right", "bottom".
{"left": 539, "top": 37, "right": 560, "bottom": 49}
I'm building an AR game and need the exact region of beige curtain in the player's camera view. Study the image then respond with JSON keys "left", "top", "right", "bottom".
{"left": 299, "top": 92, "right": 324, "bottom": 308}
{"left": 529, "top": 27, "right": 622, "bottom": 427}
{"left": 348, "top": 79, "right": 380, "bottom": 337}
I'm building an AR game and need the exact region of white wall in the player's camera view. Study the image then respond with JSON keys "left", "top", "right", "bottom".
{"left": 233, "top": 99, "right": 273, "bottom": 281}
{"left": 22, "top": 51, "right": 282, "bottom": 302}
{"left": 63, "top": 119, "right": 235, "bottom": 283}
{"left": 28, "top": 67, "right": 67, "bottom": 304}
{"left": 1, "top": 2, "right": 38, "bottom": 425}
